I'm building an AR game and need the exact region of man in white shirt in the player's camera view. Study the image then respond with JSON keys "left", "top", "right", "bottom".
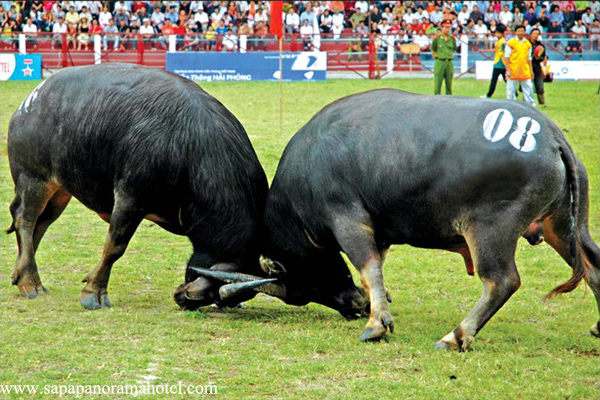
{"left": 22, "top": 18, "right": 38, "bottom": 48}
{"left": 151, "top": 7, "right": 165, "bottom": 31}
{"left": 498, "top": 5, "right": 514, "bottom": 27}
{"left": 457, "top": 5, "right": 470, "bottom": 26}
{"left": 572, "top": 20, "right": 587, "bottom": 34}
{"left": 193, "top": 9, "right": 209, "bottom": 32}
{"left": 285, "top": 8, "right": 300, "bottom": 33}
{"left": 331, "top": 8, "right": 344, "bottom": 39}
{"left": 300, "top": 18, "right": 313, "bottom": 50}
{"left": 222, "top": 28, "right": 237, "bottom": 51}
{"left": 402, "top": 7, "right": 417, "bottom": 25}
{"left": 354, "top": 1, "right": 368, "bottom": 14}
{"left": 472, "top": 19, "right": 488, "bottom": 48}
{"left": 429, "top": 5, "right": 443, "bottom": 25}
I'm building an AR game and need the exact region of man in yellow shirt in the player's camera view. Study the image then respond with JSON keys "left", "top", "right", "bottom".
{"left": 504, "top": 25, "right": 535, "bottom": 107}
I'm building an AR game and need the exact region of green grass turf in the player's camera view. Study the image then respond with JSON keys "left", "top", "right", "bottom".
{"left": 0, "top": 77, "right": 599, "bottom": 399}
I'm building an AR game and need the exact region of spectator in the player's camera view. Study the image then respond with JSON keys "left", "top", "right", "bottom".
{"left": 165, "top": 5, "right": 178, "bottom": 23}
{"left": 65, "top": 5, "right": 79, "bottom": 27}
{"left": 52, "top": 4, "right": 65, "bottom": 21}
{"left": 402, "top": 7, "right": 416, "bottom": 25}
{"left": 484, "top": 5, "right": 497, "bottom": 25}
{"left": 331, "top": 8, "right": 344, "bottom": 39}
{"left": 204, "top": 23, "right": 216, "bottom": 50}
{"left": 549, "top": 5, "right": 564, "bottom": 29}
{"left": 253, "top": 20, "right": 267, "bottom": 51}
{"left": 319, "top": 8, "right": 332, "bottom": 33}
{"left": 413, "top": 28, "right": 430, "bottom": 50}
{"left": 498, "top": 5, "right": 513, "bottom": 27}
{"left": 356, "top": 19, "right": 369, "bottom": 48}
{"left": 41, "top": 9, "right": 56, "bottom": 32}
{"left": 473, "top": 19, "right": 488, "bottom": 48}
{"left": 88, "top": 1, "right": 102, "bottom": 19}
{"left": 66, "top": 21, "right": 77, "bottom": 49}
{"left": 430, "top": 5, "right": 443, "bottom": 25}
{"left": 582, "top": 8, "right": 596, "bottom": 28}
{"left": 469, "top": 5, "right": 484, "bottom": 23}
{"left": 300, "top": 4, "right": 315, "bottom": 26}
{"left": 90, "top": 17, "right": 102, "bottom": 39}
{"left": 99, "top": 5, "right": 112, "bottom": 28}
{"left": 350, "top": 7, "right": 366, "bottom": 31}
{"left": 139, "top": 17, "right": 155, "bottom": 39}
{"left": 457, "top": 5, "right": 470, "bottom": 26}
{"left": 537, "top": 5, "right": 549, "bottom": 28}
{"left": 524, "top": 6, "right": 537, "bottom": 26}
{"left": 114, "top": 8, "right": 130, "bottom": 27}
{"left": 103, "top": 19, "right": 120, "bottom": 51}
{"left": 354, "top": 1, "right": 368, "bottom": 14}
{"left": 79, "top": 5, "right": 92, "bottom": 24}
{"left": 572, "top": 19, "right": 587, "bottom": 35}
{"left": 513, "top": 6, "right": 523, "bottom": 28}
{"left": 52, "top": 15, "right": 67, "bottom": 47}
{"left": 589, "top": 19, "right": 600, "bottom": 50}
{"left": 194, "top": 8, "right": 209, "bottom": 32}
{"left": 215, "top": 19, "right": 227, "bottom": 35}
{"left": 285, "top": 7, "right": 299, "bottom": 33}
{"left": 563, "top": 5, "right": 575, "bottom": 31}
{"left": 222, "top": 27, "right": 237, "bottom": 51}
{"left": 382, "top": 6, "right": 394, "bottom": 24}
{"left": 117, "top": 18, "right": 130, "bottom": 50}
{"left": 415, "top": 6, "right": 429, "bottom": 21}
{"left": 300, "top": 18, "right": 313, "bottom": 50}
{"left": 76, "top": 15, "right": 90, "bottom": 50}
{"left": 371, "top": 6, "right": 383, "bottom": 25}
{"left": 22, "top": 17, "right": 37, "bottom": 48}
{"left": 565, "top": 33, "right": 583, "bottom": 58}
{"left": 151, "top": 6, "right": 165, "bottom": 31}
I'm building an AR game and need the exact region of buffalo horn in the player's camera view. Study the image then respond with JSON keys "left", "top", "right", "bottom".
{"left": 218, "top": 278, "right": 277, "bottom": 300}
{"left": 189, "top": 266, "right": 263, "bottom": 283}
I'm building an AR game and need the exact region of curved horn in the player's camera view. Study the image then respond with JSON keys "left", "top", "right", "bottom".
{"left": 189, "top": 266, "right": 263, "bottom": 283}
{"left": 219, "top": 280, "right": 287, "bottom": 300}
{"left": 218, "top": 278, "right": 277, "bottom": 300}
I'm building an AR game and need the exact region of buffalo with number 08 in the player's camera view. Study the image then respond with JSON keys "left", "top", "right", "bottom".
{"left": 252, "top": 89, "right": 600, "bottom": 351}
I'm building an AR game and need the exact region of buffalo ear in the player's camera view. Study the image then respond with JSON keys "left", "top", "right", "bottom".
{"left": 259, "top": 256, "right": 287, "bottom": 277}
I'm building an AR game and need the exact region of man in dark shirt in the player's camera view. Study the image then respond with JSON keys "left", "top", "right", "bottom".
{"left": 469, "top": 5, "right": 484, "bottom": 23}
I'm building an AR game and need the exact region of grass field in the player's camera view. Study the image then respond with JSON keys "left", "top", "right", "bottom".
{"left": 1, "top": 76, "right": 599, "bottom": 399}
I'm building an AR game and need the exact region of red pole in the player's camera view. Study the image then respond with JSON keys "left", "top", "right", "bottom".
{"left": 61, "top": 32, "right": 68, "bottom": 67}
{"left": 137, "top": 33, "right": 144, "bottom": 65}
{"left": 368, "top": 33, "right": 375, "bottom": 79}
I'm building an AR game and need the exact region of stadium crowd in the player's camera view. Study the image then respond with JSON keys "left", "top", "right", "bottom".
{"left": 1, "top": 1, "right": 598, "bottom": 53}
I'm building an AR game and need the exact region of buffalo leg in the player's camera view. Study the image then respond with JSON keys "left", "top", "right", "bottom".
{"left": 435, "top": 227, "right": 521, "bottom": 351}
{"left": 80, "top": 195, "right": 143, "bottom": 310}
{"left": 9, "top": 177, "right": 61, "bottom": 298}
{"left": 332, "top": 213, "right": 393, "bottom": 341}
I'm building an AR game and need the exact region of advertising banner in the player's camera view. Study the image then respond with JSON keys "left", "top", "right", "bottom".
{"left": 166, "top": 52, "right": 327, "bottom": 82}
{"left": 0, "top": 54, "right": 42, "bottom": 81}
{"left": 476, "top": 60, "right": 600, "bottom": 81}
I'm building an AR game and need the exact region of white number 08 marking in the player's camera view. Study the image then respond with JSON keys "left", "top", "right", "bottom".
{"left": 482, "top": 108, "right": 541, "bottom": 153}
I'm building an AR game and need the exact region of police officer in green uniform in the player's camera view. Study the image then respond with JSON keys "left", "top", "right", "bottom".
{"left": 431, "top": 20, "right": 456, "bottom": 95}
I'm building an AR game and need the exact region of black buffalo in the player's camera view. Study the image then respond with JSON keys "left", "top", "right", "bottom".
{"left": 252, "top": 89, "right": 600, "bottom": 350}
{"left": 7, "top": 63, "right": 270, "bottom": 310}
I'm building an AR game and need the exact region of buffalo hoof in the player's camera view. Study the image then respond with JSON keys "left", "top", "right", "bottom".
{"left": 434, "top": 331, "right": 473, "bottom": 352}
{"left": 13, "top": 275, "right": 48, "bottom": 299}
{"left": 590, "top": 322, "right": 600, "bottom": 338}
{"left": 359, "top": 311, "right": 394, "bottom": 342}
{"left": 80, "top": 289, "right": 111, "bottom": 310}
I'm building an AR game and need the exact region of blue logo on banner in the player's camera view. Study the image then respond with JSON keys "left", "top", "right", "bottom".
{"left": 166, "top": 52, "right": 327, "bottom": 82}
{"left": 0, "top": 54, "right": 42, "bottom": 81}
